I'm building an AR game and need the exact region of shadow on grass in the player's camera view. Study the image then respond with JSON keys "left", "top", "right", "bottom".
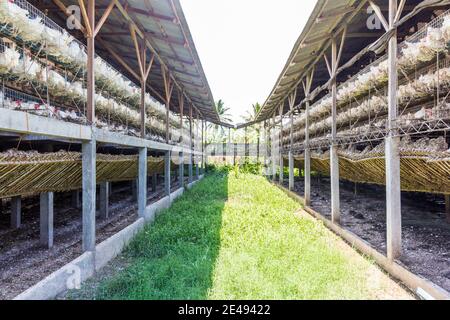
{"left": 95, "top": 171, "right": 228, "bottom": 300}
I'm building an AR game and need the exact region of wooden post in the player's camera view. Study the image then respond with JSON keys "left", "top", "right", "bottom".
{"left": 86, "top": 0, "right": 95, "bottom": 123}
{"left": 161, "top": 66, "right": 173, "bottom": 144}
{"left": 386, "top": 0, "right": 402, "bottom": 261}
{"left": 140, "top": 79, "right": 146, "bottom": 138}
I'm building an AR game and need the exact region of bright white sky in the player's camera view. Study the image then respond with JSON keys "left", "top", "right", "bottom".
{"left": 180, "top": 0, "right": 316, "bottom": 123}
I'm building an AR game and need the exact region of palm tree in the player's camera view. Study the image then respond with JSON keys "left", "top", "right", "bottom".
{"left": 243, "top": 103, "right": 262, "bottom": 159}
{"left": 208, "top": 100, "right": 232, "bottom": 143}
{"left": 216, "top": 99, "right": 233, "bottom": 123}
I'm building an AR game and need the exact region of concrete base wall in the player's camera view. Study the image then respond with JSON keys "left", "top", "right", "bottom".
{"left": 14, "top": 175, "right": 205, "bottom": 300}
{"left": 95, "top": 218, "right": 145, "bottom": 271}
{"left": 14, "top": 252, "right": 95, "bottom": 300}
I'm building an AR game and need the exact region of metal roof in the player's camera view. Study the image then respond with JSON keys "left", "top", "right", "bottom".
{"left": 256, "top": 0, "right": 364, "bottom": 122}
{"left": 255, "top": 0, "right": 442, "bottom": 123}
{"left": 38, "top": 0, "right": 221, "bottom": 124}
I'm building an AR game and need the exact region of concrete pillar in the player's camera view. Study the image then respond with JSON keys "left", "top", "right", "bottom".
{"left": 304, "top": 88, "right": 312, "bottom": 206}
{"left": 165, "top": 151, "right": 171, "bottom": 195}
{"left": 386, "top": 136, "right": 401, "bottom": 259}
{"left": 152, "top": 173, "right": 157, "bottom": 192}
{"left": 11, "top": 196, "right": 21, "bottom": 229}
{"left": 289, "top": 151, "right": 294, "bottom": 191}
{"left": 386, "top": 0, "right": 402, "bottom": 261}
{"left": 131, "top": 179, "right": 137, "bottom": 201}
{"left": 71, "top": 191, "right": 80, "bottom": 209}
{"left": 40, "top": 192, "right": 54, "bottom": 249}
{"left": 330, "top": 145, "right": 340, "bottom": 224}
{"left": 330, "top": 38, "right": 340, "bottom": 225}
{"left": 272, "top": 114, "right": 277, "bottom": 182}
{"left": 99, "top": 182, "right": 109, "bottom": 219}
{"left": 138, "top": 147, "right": 147, "bottom": 218}
{"left": 304, "top": 148, "right": 311, "bottom": 206}
{"left": 445, "top": 195, "right": 450, "bottom": 223}
{"left": 188, "top": 152, "right": 193, "bottom": 184}
{"left": 195, "top": 156, "right": 200, "bottom": 179}
{"left": 279, "top": 156, "right": 284, "bottom": 185}
{"left": 82, "top": 0, "right": 96, "bottom": 253}
{"left": 263, "top": 121, "right": 267, "bottom": 176}
{"left": 179, "top": 152, "right": 184, "bottom": 187}
{"left": 82, "top": 139, "right": 96, "bottom": 252}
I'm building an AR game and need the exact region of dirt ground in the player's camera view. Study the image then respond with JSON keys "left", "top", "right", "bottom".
{"left": 283, "top": 176, "right": 450, "bottom": 293}
{"left": 0, "top": 176, "right": 189, "bottom": 300}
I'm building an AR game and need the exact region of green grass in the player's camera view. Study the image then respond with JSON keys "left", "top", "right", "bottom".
{"left": 75, "top": 171, "right": 407, "bottom": 300}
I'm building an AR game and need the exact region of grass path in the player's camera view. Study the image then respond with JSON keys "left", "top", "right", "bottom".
{"left": 69, "top": 171, "right": 411, "bottom": 300}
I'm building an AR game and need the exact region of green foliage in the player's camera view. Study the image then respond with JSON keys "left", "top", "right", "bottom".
{"left": 239, "top": 160, "right": 263, "bottom": 175}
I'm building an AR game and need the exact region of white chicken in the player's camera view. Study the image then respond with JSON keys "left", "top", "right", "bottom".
{"left": 0, "top": 46, "right": 20, "bottom": 75}
{"left": 20, "top": 16, "right": 45, "bottom": 42}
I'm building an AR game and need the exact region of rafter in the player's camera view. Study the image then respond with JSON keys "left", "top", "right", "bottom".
{"left": 369, "top": 0, "right": 389, "bottom": 31}
{"left": 78, "top": 0, "right": 93, "bottom": 36}
{"left": 94, "top": 0, "right": 115, "bottom": 37}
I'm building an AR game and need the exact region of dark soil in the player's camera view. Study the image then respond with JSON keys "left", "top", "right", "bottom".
{"left": 283, "top": 176, "right": 450, "bottom": 292}
{"left": 0, "top": 176, "right": 189, "bottom": 300}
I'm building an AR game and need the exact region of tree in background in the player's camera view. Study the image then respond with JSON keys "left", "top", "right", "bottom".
{"left": 242, "top": 103, "right": 262, "bottom": 158}
{"left": 207, "top": 99, "right": 233, "bottom": 144}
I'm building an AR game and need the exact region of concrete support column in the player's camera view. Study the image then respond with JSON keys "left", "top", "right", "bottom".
{"left": 288, "top": 91, "right": 296, "bottom": 191}
{"left": 188, "top": 153, "right": 193, "bottom": 184}
{"left": 330, "top": 38, "right": 340, "bottom": 225}
{"left": 40, "top": 192, "right": 54, "bottom": 249}
{"left": 330, "top": 145, "right": 340, "bottom": 224}
{"left": 131, "top": 179, "right": 137, "bottom": 201}
{"left": 138, "top": 147, "right": 147, "bottom": 218}
{"left": 288, "top": 151, "right": 294, "bottom": 191}
{"left": 263, "top": 121, "right": 267, "bottom": 176}
{"left": 386, "top": 0, "right": 402, "bottom": 261}
{"left": 99, "top": 182, "right": 109, "bottom": 219}
{"left": 279, "top": 104, "right": 284, "bottom": 185}
{"left": 82, "top": 139, "right": 96, "bottom": 252}
{"left": 304, "top": 148, "right": 311, "bottom": 206}
{"left": 82, "top": 0, "right": 96, "bottom": 253}
{"left": 201, "top": 120, "right": 205, "bottom": 172}
{"left": 445, "top": 195, "right": 450, "bottom": 223}
{"left": 11, "top": 196, "right": 21, "bottom": 229}
{"left": 195, "top": 156, "right": 200, "bottom": 179}
{"left": 272, "top": 113, "right": 277, "bottom": 182}
{"left": 179, "top": 152, "right": 184, "bottom": 187}
{"left": 152, "top": 174, "right": 157, "bottom": 192}
{"left": 386, "top": 136, "right": 401, "bottom": 259}
{"left": 165, "top": 151, "right": 171, "bottom": 195}
{"left": 71, "top": 191, "right": 80, "bottom": 209}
